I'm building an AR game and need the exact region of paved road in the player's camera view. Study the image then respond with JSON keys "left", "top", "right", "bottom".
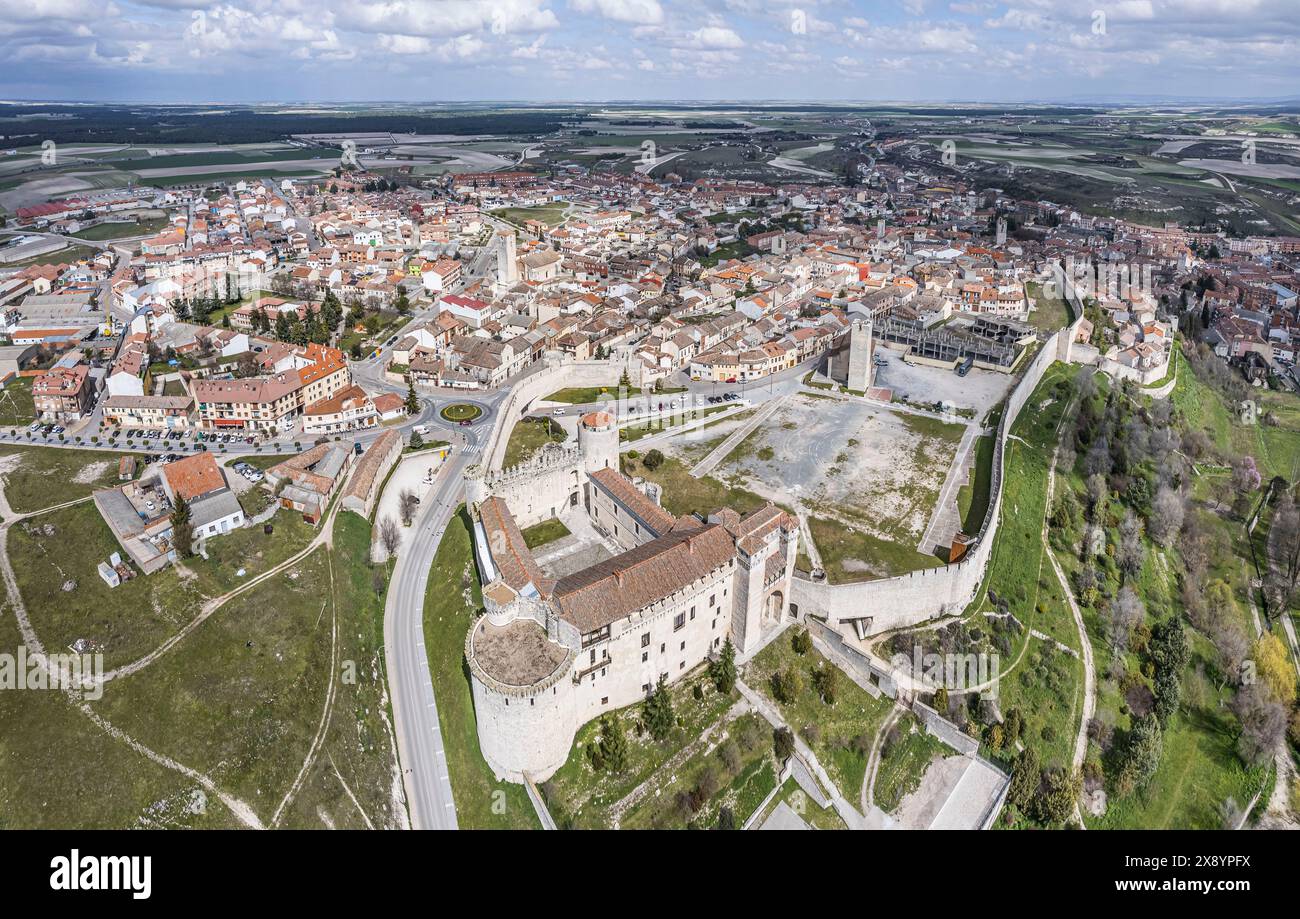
{"left": 384, "top": 429, "right": 475, "bottom": 831}
{"left": 383, "top": 383, "right": 515, "bottom": 830}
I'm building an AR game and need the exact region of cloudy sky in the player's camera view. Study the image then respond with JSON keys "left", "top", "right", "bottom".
{"left": 1, "top": 0, "right": 1297, "bottom": 103}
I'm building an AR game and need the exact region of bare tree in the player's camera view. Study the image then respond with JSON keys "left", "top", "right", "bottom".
{"left": 1107, "top": 586, "right": 1145, "bottom": 655}
{"left": 398, "top": 488, "right": 419, "bottom": 527}
{"left": 1117, "top": 510, "right": 1146, "bottom": 581}
{"left": 378, "top": 515, "right": 401, "bottom": 559}
{"left": 1267, "top": 495, "right": 1300, "bottom": 607}
{"left": 1148, "top": 486, "right": 1186, "bottom": 549}
{"left": 1230, "top": 683, "right": 1286, "bottom": 768}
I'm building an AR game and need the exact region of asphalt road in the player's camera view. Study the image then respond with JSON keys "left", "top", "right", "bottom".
{"left": 383, "top": 431, "right": 474, "bottom": 831}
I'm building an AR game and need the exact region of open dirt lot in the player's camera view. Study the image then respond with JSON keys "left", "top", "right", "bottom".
{"left": 717, "top": 393, "right": 965, "bottom": 547}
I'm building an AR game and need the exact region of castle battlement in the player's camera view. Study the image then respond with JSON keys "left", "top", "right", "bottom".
{"left": 486, "top": 442, "right": 584, "bottom": 489}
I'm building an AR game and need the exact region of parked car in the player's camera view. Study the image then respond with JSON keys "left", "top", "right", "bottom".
{"left": 552, "top": 408, "right": 566, "bottom": 416}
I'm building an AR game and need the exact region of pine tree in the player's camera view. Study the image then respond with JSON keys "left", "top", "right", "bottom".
{"left": 598, "top": 715, "right": 628, "bottom": 774}
{"left": 274, "top": 311, "right": 291, "bottom": 342}
{"left": 710, "top": 638, "right": 736, "bottom": 694}
{"left": 404, "top": 381, "right": 419, "bottom": 415}
{"left": 170, "top": 494, "right": 194, "bottom": 559}
{"left": 644, "top": 676, "right": 675, "bottom": 741}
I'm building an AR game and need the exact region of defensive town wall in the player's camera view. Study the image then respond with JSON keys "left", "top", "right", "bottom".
{"left": 791, "top": 314, "right": 1085, "bottom": 636}
{"left": 482, "top": 358, "right": 620, "bottom": 473}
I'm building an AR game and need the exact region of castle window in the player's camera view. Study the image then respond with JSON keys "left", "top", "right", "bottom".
{"left": 641, "top": 632, "right": 650, "bottom": 648}
{"left": 660, "top": 643, "right": 665, "bottom": 653}
{"left": 642, "top": 651, "right": 648, "bottom": 663}
{"left": 709, "top": 594, "right": 716, "bottom": 607}
{"left": 680, "top": 641, "right": 685, "bottom": 651}
{"left": 642, "top": 683, "right": 650, "bottom": 694}
{"left": 601, "top": 697, "right": 608, "bottom": 705}
{"left": 679, "top": 661, "right": 685, "bottom": 670}
{"left": 673, "top": 612, "right": 686, "bottom": 631}
{"left": 690, "top": 605, "right": 696, "bottom": 619}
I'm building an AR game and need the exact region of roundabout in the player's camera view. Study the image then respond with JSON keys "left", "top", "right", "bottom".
{"left": 439, "top": 402, "right": 484, "bottom": 423}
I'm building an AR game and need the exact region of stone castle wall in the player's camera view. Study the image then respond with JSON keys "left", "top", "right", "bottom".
{"left": 791, "top": 315, "right": 1084, "bottom": 634}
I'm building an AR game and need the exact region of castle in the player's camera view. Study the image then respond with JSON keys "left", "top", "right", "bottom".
{"left": 462, "top": 411, "right": 799, "bottom": 783}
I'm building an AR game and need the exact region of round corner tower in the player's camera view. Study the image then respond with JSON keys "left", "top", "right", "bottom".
{"left": 578, "top": 410, "right": 619, "bottom": 474}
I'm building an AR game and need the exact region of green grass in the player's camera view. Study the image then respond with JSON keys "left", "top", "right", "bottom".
{"left": 1026, "top": 281, "right": 1072, "bottom": 332}
{"left": 1171, "top": 344, "right": 1300, "bottom": 482}
{"left": 541, "top": 668, "right": 737, "bottom": 829}
{"left": 70, "top": 216, "right": 170, "bottom": 241}
{"left": 6, "top": 502, "right": 316, "bottom": 670}
{"left": 758, "top": 777, "right": 848, "bottom": 830}
{"left": 621, "top": 454, "right": 769, "bottom": 519}
{"left": 808, "top": 515, "right": 946, "bottom": 582}
{"left": 0, "top": 601, "right": 242, "bottom": 828}
{"left": 1084, "top": 640, "right": 1270, "bottom": 829}
{"left": 0, "top": 377, "right": 35, "bottom": 427}
{"left": 744, "top": 634, "right": 894, "bottom": 800}
{"left": 1, "top": 506, "right": 405, "bottom": 831}
{"left": 421, "top": 507, "right": 539, "bottom": 828}
{"left": 86, "top": 512, "right": 405, "bottom": 828}
{"left": 872, "top": 713, "right": 949, "bottom": 813}
{"left": 976, "top": 362, "right": 1084, "bottom": 650}
{"left": 0, "top": 445, "right": 143, "bottom": 514}
{"left": 502, "top": 416, "right": 567, "bottom": 468}
{"left": 957, "top": 434, "right": 995, "bottom": 535}
{"left": 0, "top": 244, "right": 102, "bottom": 268}
{"left": 489, "top": 204, "right": 568, "bottom": 226}
{"left": 619, "top": 711, "right": 776, "bottom": 829}
{"left": 543, "top": 386, "right": 617, "bottom": 404}
{"left": 438, "top": 402, "right": 482, "bottom": 423}
{"left": 520, "top": 516, "right": 569, "bottom": 549}
{"left": 618, "top": 405, "right": 728, "bottom": 443}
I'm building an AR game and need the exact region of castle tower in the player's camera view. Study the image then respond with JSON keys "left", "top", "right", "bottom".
{"left": 578, "top": 411, "right": 618, "bottom": 474}
{"left": 497, "top": 230, "right": 518, "bottom": 286}
{"left": 463, "top": 463, "right": 489, "bottom": 508}
{"left": 995, "top": 217, "right": 1007, "bottom": 247}
{"left": 845, "top": 317, "right": 873, "bottom": 392}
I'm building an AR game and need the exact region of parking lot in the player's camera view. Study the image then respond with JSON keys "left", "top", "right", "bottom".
{"left": 871, "top": 349, "right": 1017, "bottom": 417}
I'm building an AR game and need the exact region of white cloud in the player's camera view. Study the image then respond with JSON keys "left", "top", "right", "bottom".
{"left": 688, "top": 25, "right": 744, "bottom": 49}
{"left": 570, "top": 0, "right": 663, "bottom": 25}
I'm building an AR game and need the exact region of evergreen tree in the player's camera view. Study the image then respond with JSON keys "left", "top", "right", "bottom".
{"left": 404, "top": 381, "right": 419, "bottom": 415}
{"left": 710, "top": 638, "right": 736, "bottom": 694}
{"left": 598, "top": 715, "right": 628, "bottom": 774}
{"left": 274, "top": 311, "right": 291, "bottom": 342}
{"left": 772, "top": 726, "right": 795, "bottom": 761}
{"left": 1006, "top": 746, "right": 1040, "bottom": 812}
{"left": 644, "top": 676, "right": 675, "bottom": 741}
{"left": 170, "top": 494, "right": 194, "bottom": 559}
{"left": 409, "top": 430, "right": 424, "bottom": 450}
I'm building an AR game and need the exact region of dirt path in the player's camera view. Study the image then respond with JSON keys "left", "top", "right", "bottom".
{"left": 1041, "top": 393, "right": 1096, "bottom": 827}
{"left": 78, "top": 702, "right": 265, "bottom": 829}
{"left": 861, "top": 705, "right": 904, "bottom": 814}
{"left": 0, "top": 486, "right": 266, "bottom": 829}
{"left": 271, "top": 593, "right": 337, "bottom": 827}
{"left": 97, "top": 500, "right": 340, "bottom": 685}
